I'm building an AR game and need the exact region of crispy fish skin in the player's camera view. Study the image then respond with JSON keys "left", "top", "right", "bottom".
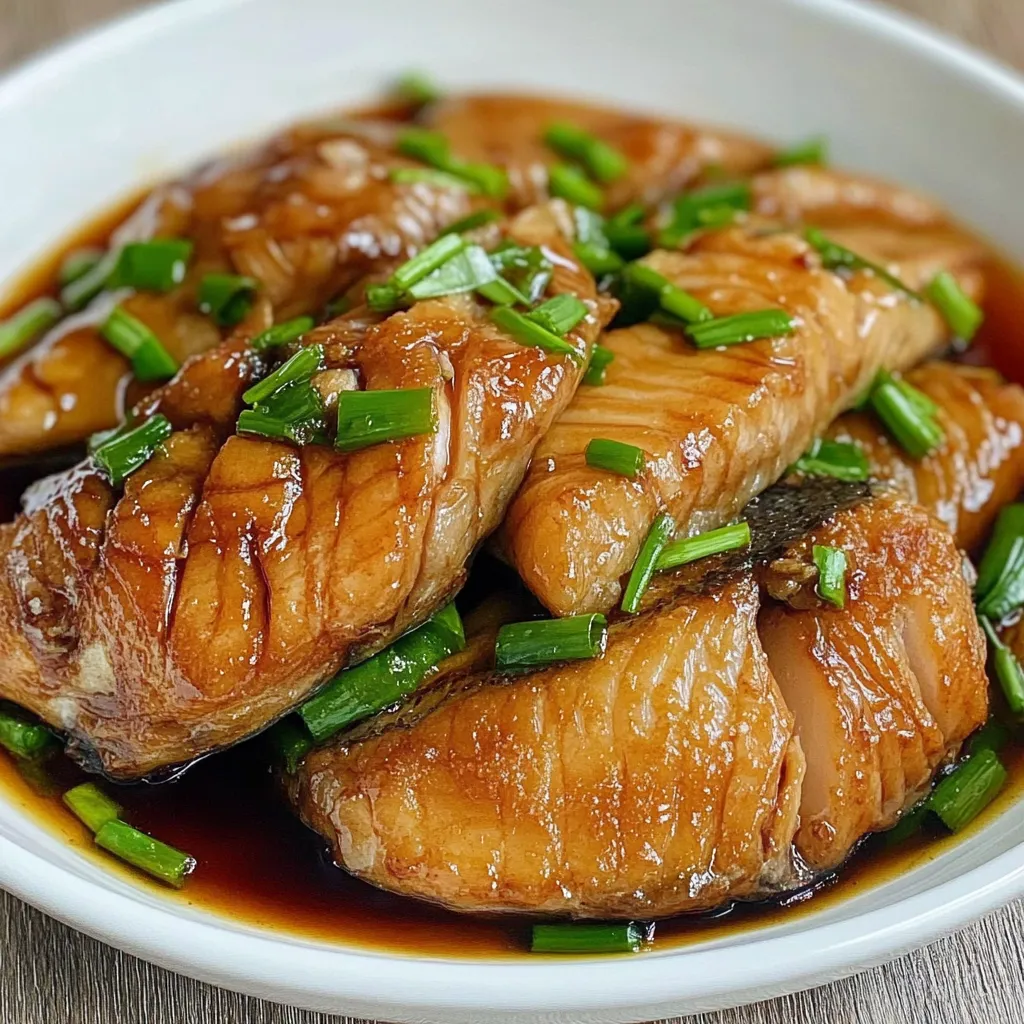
{"left": 0, "top": 207, "right": 606, "bottom": 779}
{"left": 759, "top": 497, "right": 988, "bottom": 873}
{"left": 290, "top": 576, "right": 805, "bottom": 919}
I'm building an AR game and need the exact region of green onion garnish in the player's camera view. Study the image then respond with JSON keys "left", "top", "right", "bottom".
{"left": 621, "top": 512, "right": 676, "bottom": 614}
{"left": 366, "top": 283, "right": 405, "bottom": 314}
{"left": 884, "top": 800, "right": 930, "bottom": 847}
{"left": 389, "top": 167, "right": 480, "bottom": 193}
{"left": 335, "top": 386, "right": 437, "bottom": 452}
{"left": 979, "top": 617, "right": 1024, "bottom": 715}
{"left": 805, "top": 228, "right": 919, "bottom": 299}
{"left": 926, "top": 271, "right": 983, "bottom": 343}
{"left": 198, "top": 272, "right": 259, "bottom": 327}
{"left": 476, "top": 274, "right": 530, "bottom": 307}
{"left": 488, "top": 243, "right": 553, "bottom": 304}
{"left": 573, "top": 242, "right": 625, "bottom": 276}
{"left": 543, "top": 122, "right": 629, "bottom": 184}
{"left": 92, "top": 413, "right": 173, "bottom": 487}
{"left": 268, "top": 717, "right": 315, "bottom": 775}
{"left": 976, "top": 504, "right": 1024, "bottom": 621}
{"left": 111, "top": 239, "right": 193, "bottom": 293}
{"left": 928, "top": 748, "right": 1006, "bottom": 832}
{"left": 63, "top": 782, "right": 122, "bottom": 833}
{"left": 585, "top": 438, "right": 645, "bottom": 478}
{"left": 622, "top": 262, "right": 712, "bottom": 324}
{"left": 813, "top": 544, "right": 847, "bottom": 608}
{"left": 243, "top": 345, "right": 324, "bottom": 405}
{"left": 393, "top": 234, "right": 468, "bottom": 292}
{"left": 792, "top": 438, "right": 870, "bottom": 482}
{"left": 94, "top": 819, "right": 195, "bottom": 889}
{"left": 491, "top": 307, "right": 579, "bottom": 359}
{"left": 238, "top": 381, "right": 326, "bottom": 446}
{"left": 659, "top": 183, "right": 752, "bottom": 248}
{"left": 0, "top": 706, "right": 56, "bottom": 761}
{"left": 967, "top": 717, "right": 1012, "bottom": 758}
{"left": 252, "top": 316, "right": 316, "bottom": 352}
{"left": 655, "top": 521, "right": 751, "bottom": 572}
{"left": 299, "top": 603, "right": 465, "bottom": 742}
{"left": 60, "top": 248, "right": 119, "bottom": 311}
{"left": 441, "top": 209, "right": 502, "bottom": 236}
{"left": 548, "top": 164, "right": 604, "bottom": 210}
{"left": 686, "top": 309, "right": 796, "bottom": 349}
{"left": 526, "top": 295, "right": 589, "bottom": 337}
{"left": 531, "top": 922, "right": 647, "bottom": 955}
{"left": 495, "top": 614, "right": 607, "bottom": 670}
{"left": 868, "top": 370, "right": 945, "bottom": 460}
{"left": 397, "top": 129, "right": 507, "bottom": 199}
{"left": 100, "top": 306, "right": 179, "bottom": 381}
{"left": 394, "top": 71, "right": 441, "bottom": 107}
{"left": 59, "top": 247, "right": 104, "bottom": 288}
{"left": 408, "top": 245, "right": 497, "bottom": 300}
{"left": 0, "top": 297, "right": 62, "bottom": 360}
{"left": 604, "top": 205, "right": 651, "bottom": 261}
{"left": 774, "top": 136, "right": 828, "bottom": 167}
{"left": 583, "top": 344, "right": 615, "bottom": 386}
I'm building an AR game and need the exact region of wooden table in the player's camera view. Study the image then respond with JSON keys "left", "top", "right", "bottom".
{"left": 1, "top": 1, "right": 1022, "bottom": 1021}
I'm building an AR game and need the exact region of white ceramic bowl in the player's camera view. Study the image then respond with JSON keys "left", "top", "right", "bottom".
{"left": 2, "top": 0, "right": 1024, "bottom": 1020}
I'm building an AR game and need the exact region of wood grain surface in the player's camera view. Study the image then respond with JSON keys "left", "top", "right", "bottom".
{"left": 0, "top": 1, "right": 1022, "bottom": 1022}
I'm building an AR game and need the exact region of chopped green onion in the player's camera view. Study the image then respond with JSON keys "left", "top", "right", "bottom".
{"left": 408, "top": 245, "right": 497, "bottom": 300}
{"left": 605, "top": 205, "right": 651, "bottom": 260}
{"left": 60, "top": 248, "right": 119, "bottom": 311}
{"left": 868, "top": 370, "right": 945, "bottom": 460}
{"left": 585, "top": 438, "right": 645, "bottom": 478}
{"left": 397, "top": 127, "right": 455, "bottom": 165}
{"left": 979, "top": 616, "right": 1024, "bottom": 715}
{"left": 774, "top": 136, "right": 829, "bottom": 167}
{"left": 813, "top": 544, "right": 847, "bottom": 608}
{"left": 659, "top": 183, "right": 752, "bottom": 248}
{"left": 792, "top": 438, "right": 870, "bottom": 482}
{"left": 243, "top": 345, "right": 324, "bottom": 405}
{"left": 928, "top": 748, "right": 1006, "bottom": 832}
{"left": 686, "top": 309, "right": 796, "bottom": 349}
{"left": 238, "top": 381, "right": 326, "bottom": 446}
{"left": 0, "top": 298, "right": 62, "bottom": 360}
{"left": 885, "top": 801, "right": 930, "bottom": 847}
{"left": 92, "top": 414, "right": 173, "bottom": 487}
{"left": 926, "top": 271, "right": 983, "bottom": 343}
{"left": 0, "top": 706, "right": 56, "bottom": 761}
{"left": 623, "top": 262, "right": 712, "bottom": 324}
{"left": 268, "top": 717, "right": 315, "bottom": 774}
{"left": 495, "top": 614, "right": 607, "bottom": 670}
{"left": 94, "top": 819, "right": 195, "bottom": 889}
{"left": 59, "top": 247, "right": 104, "bottom": 288}
{"left": 548, "top": 164, "right": 604, "bottom": 210}
{"left": 476, "top": 274, "right": 530, "bottom": 307}
{"left": 111, "top": 239, "right": 193, "bottom": 293}
{"left": 366, "top": 282, "right": 405, "bottom": 313}
{"left": 967, "top": 717, "right": 1012, "bottom": 757}
{"left": 392, "top": 234, "right": 467, "bottom": 291}
{"left": 335, "top": 386, "right": 437, "bottom": 452}
{"left": 489, "top": 243, "right": 553, "bottom": 303}
{"left": 491, "top": 307, "right": 578, "bottom": 359}
{"left": 397, "top": 129, "right": 507, "bottom": 198}
{"left": 544, "top": 122, "right": 629, "bottom": 184}
{"left": 299, "top": 603, "right": 465, "bottom": 742}
{"left": 583, "top": 343, "right": 615, "bottom": 386}
{"left": 573, "top": 242, "right": 625, "bottom": 276}
{"left": 389, "top": 167, "right": 480, "bottom": 193}
{"left": 655, "top": 521, "right": 751, "bottom": 572}
{"left": 198, "top": 273, "right": 259, "bottom": 327}
{"left": 252, "top": 316, "right": 316, "bottom": 352}
{"left": 527, "top": 295, "right": 589, "bottom": 336}
{"left": 441, "top": 209, "right": 502, "bottom": 236}
{"left": 976, "top": 504, "right": 1024, "bottom": 621}
{"left": 621, "top": 512, "right": 676, "bottom": 614}
{"left": 531, "top": 922, "right": 647, "bottom": 955}
{"left": 805, "top": 228, "right": 919, "bottom": 299}
{"left": 63, "top": 783, "right": 121, "bottom": 833}
{"left": 394, "top": 71, "right": 441, "bottom": 107}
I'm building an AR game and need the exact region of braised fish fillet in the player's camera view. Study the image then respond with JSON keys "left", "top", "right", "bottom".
{"left": 0, "top": 207, "right": 607, "bottom": 779}
{"left": 502, "top": 226, "right": 984, "bottom": 616}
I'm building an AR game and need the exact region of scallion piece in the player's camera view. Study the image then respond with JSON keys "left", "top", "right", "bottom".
{"left": 489, "top": 243, "right": 553, "bottom": 304}
{"left": 0, "top": 706, "right": 56, "bottom": 761}
{"left": 394, "top": 71, "right": 441, "bottom": 107}
{"left": 60, "top": 248, "right": 119, "bottom": 311}
{"left": 92, "top": 413, "right": 173, "bottom": 486}
{"left": 198, "top": 273, "right": 259, "bottom": 327}
{"left": 885, "top": 801, "right": 930, "bottom": 848}
{"left": 243, "top": 345, "right": 325, "bottom": 405}
{"left": 59, "top": 247, "right": 104, "bottom": 288}
{"left": 868, "top": 370, "right": 945, "bottom": 460}
{"left": 335, "top": 386, "right": 437, "bottom": 452}
{"left": 389, "top": 167, "right": 480, "bottom": 193}
{"left": 544, "top": 122, "right": 629, "bottom": 184}
{"left": 491, "top": 307, "right": 579, "bottom": 359}
{"left": 476, "top": 274, "right": 531, "bottom": 307}
{"left": 655, "top": 521, "right": 751, "bottom": 572}
{"left": 686, "top": 309, "right": 796, "bottom": 349}
{"left": 392, "top": 234, "right": 467, "bottom": 291}
{"left": 495, "top": 614, "right": 607, "bottom": 670}
{"left": 237, "top": 382, "right": 326, "bottom": 446}
{"left": 976, "top": 504, "right": 1024, "bottom": 621}
{"left": 585, "top": 438, "right": 645, "bottom": 478}
{"left": 397, "top": 129, "right": 507, "bottom": 198}
{"left": 252, "top": 316, "right": 316, "bottom": 352}
{"left": 813, "top": 544, "right": 847, "bottom": 608}
{"left": 441, "top": 209, "right": 502, "bottom": 236}
{"left": 583, "top": 343, "right": 615, "bottom": 386}
{"left": 527, "top": 294, "right": 588, "bottom": 337}
{"left": 659, "top": 183, "right": 752, "bottom": 248}
{"left": 967, "top": 717, "right": 1012, "bottom": 757}
{"left": 268, "top": 717, "right": 315, "bottom": 774}
{"left": 408, "top": 245, "right": 496, "bottom": 300}
{"left": 928, "top": 748, "right": 1006, "bottom": 832}
{"left": 805, "top": 228, "right": 918, "bottom": 299}
{"left": 299, "top": 603, "right": 465, "bottom": 742}
{"left": 979, "top": 616, "right": 1024, "bottom": 715}
{"left": 63, "top": 782, "right": 121, "bottom": 834}
{"left": 366, "top": 282, "right": 405, "bottom": 313}
{"left": 621, "top": 512, "right": 676, "bottom": 614}
{"left": 94, "top": 819, "right": 195, "bottom": 889}
{"left": 774, "top": 136, "right": 828, "bottom": 167}
{"left": 531, "top": 922, "right": 647, "bottom": 955}
{"left": 0, "top": 298, "right": 62, "bottom": 360}
{"left": 548, "top": 164, "right": 604, "bottom": 210}
{"left": 573, "top": 242, "right": 625, "bottom": 276}
{"left": 926, "top": 271, "right": 983, "bottom": 343}
{"left": 622, "top": 262, "right": 712, "bottom": 324}
{"left": 604, "top": 204, "right": 651, "bottom": 260}
{"left": 111, "top": 239, "right": 193, "bottom": 293}
{"left": 792, "top": 438, "right": 870, "bottom": 482}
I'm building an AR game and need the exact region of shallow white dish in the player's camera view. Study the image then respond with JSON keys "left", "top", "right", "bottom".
{"left": 2, "top": 0, "right": 1024, "bottom": 1020}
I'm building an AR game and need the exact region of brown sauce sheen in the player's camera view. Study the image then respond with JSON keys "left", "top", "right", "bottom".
{"left": 2, "top": 136, "right": 1024, "bottom": 959}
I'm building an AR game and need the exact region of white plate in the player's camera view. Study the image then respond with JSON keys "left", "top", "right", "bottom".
{"left": 2, "top": 1, "right": 1024, "bottom": 1020}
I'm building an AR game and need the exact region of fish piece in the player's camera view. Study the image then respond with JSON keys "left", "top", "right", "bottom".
{"left": 501, "top": 225, "right": 984, "bottom": 616}
{"left": 0, "top": 206, "right": 606, "bottom": 779}
{"left": 759, "top": 496, "right": 988, "bottom": 873}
